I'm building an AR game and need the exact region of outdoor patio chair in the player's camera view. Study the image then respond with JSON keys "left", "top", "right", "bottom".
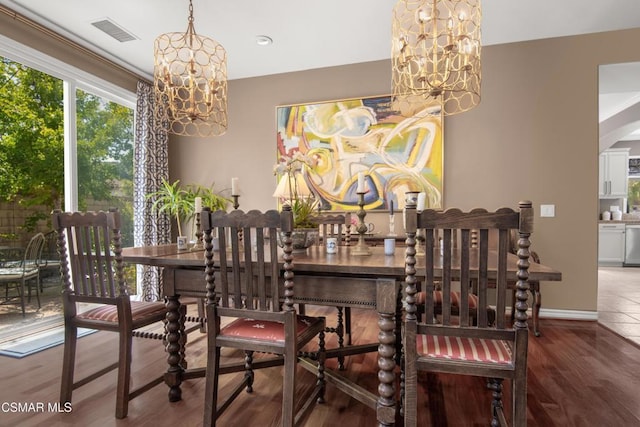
{"left": 0, "top": 232, "right": 45, "bottom": 316}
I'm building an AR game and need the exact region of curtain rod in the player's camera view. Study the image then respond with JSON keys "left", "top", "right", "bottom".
{"left": 0, "top": 4, "right": 150, "bottom": 84}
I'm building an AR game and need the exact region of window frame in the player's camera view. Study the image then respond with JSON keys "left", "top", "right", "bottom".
{"left": 0, "top": 33, "right": 136, "bottom": 212}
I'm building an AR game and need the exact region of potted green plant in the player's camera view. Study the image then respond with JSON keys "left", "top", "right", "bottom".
{"left": 185, "top": 183, "right": 230, "bottom": 213}
{"left": 148, "top": 178, "right": 191, "bottom": 238}
{"left": 273, "top": 152, "right": 320, "bottom": 252}
{"left": 147, "top": 179, "right": 230, "bottom": 244}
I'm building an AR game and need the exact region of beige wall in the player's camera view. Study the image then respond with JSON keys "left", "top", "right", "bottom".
{"left": 4, "top": 9, "right": 640, "bottom": 314}
{"left": 170, "top": 28, "right": 640, "bottom": 314}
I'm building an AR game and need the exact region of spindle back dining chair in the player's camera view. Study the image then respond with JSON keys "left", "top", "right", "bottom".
{"left": 52, "top": 208, "right": 167, "bottom": 419}
{"left": 403, "top": 201, "right": 533, "bottom": 426}
{"left": 201, "top": 206, "right": 326, "bottom": 427}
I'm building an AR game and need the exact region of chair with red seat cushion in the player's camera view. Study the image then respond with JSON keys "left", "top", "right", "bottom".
{"left": 310, "top": 213, "right": 352, "bottom": 369}
{"left": 201, "top": 206, "right": 326, "bottom": 427}
{"left": 52, "top": 209, "right": 167, "bottom": 419}
{"left": 403, "top": 201, "right": 533, "bottom": 426}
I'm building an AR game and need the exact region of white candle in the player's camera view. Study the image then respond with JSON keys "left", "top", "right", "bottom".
{"left": 194, "top": 196, "right": 202, "bottom": 213}
{"left": 357, "top": 172, "right": 365, "bottom": 193}
{"left": 231, "top": 177, "right": 239, "bottom": 196}
{"left": 417, "top": 192, "right": 426, "bottom": 211}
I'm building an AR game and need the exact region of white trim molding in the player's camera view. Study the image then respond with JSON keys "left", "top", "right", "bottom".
{"left": 538, "top": 308, "right": 598, "bottom": 321}
{"left": 0, "top": 33, "right": 135, "bottom": 108}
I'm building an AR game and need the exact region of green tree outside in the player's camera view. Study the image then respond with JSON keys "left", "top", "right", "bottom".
{"left": 0, "top": 57, "right": 134, "bottom": 246}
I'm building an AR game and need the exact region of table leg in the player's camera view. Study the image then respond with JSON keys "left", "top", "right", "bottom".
{"left": 376, "top": 279, "right": 398, "bottom": 426}
{"left": 165, "top": 294, "right": 183, "bottom": 402}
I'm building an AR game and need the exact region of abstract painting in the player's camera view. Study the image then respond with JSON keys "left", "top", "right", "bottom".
{"left": 275, "top": 95, "right": 443, "bottom": 212}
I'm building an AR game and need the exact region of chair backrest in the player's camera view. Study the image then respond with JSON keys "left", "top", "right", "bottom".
{"left": 22, "top": 232, "right": 45, "bottom": 270}
{"left": 311, "top": 213, "right": 351, "bottom": 246}
{"left": 52, "top": 208, "right": 127, "bottom": 300}
{"left": 404, "top": 201, "right": 533, "bottom": 330}
{"left": 201, "top": 207, "right": 294, "bottom": 312}
{"left": 41, "top": 230, "right": 60, "bottom": 264}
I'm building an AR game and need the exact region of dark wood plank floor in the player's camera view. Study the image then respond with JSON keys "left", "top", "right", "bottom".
{"left": 1, "top": 306, "right": 639, "bottom": 426}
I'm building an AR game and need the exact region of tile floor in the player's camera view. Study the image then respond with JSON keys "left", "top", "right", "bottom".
{"left": 598, "top": 266, "right": 640, "bottom": 347}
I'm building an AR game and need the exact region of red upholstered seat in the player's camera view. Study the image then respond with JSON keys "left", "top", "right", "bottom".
{"left": 417, "top": 290, "right": 479, "bottom": 309}
{"left": 77, "top": 301, "right": 166, "bottom": 323}
{"left": 416, "top": 334, "right": 513, "bottom": 365}
{"left": 221, "top": 315, "right": 324, "bottom": 342}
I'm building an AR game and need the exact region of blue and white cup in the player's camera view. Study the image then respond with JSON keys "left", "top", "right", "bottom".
{"left": 326, "top": 237, "right": 338, "bottom": 254}
{"left": 177, "top": 236, "right": 188, "bottom": 251}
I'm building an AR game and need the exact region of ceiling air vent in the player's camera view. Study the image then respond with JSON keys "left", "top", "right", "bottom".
{"left": 91, "top": 18, "right": 138, "bottom": 42}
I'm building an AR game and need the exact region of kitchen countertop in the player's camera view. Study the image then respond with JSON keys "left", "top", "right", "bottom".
{"left": 600, "top": 213, "right": 640, "bottom": 224}
{"left": 598, "top": 214, "right": 640, "bottom": 224}
{"left": 599, "top": 219, "right": 640, "bottom": 224}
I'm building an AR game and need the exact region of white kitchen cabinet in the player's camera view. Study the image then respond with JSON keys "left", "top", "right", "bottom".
{"left": 599, "top": 148, "right": 629, "bottom": 198}
{"left": 598, "top": 223, "right": 626, "bottom": 265}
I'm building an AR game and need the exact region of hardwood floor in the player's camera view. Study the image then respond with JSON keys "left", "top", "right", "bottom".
{"left": 1, "top": 306, "right": 640, "bottom": 426}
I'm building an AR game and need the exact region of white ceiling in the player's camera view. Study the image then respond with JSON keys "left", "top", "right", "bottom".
{"left": 599, "top": 62, "right": 640, "bottom": 142}
{"left": 2, "top": 0, "right": 640, "bottom": 141}
{"left": 3, "top": 0, "right": 640, "bottom": 81}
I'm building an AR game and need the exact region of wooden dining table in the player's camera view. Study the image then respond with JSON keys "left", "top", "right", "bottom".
{"left": 121, "top": 242, "right": 562, "bottom": 426}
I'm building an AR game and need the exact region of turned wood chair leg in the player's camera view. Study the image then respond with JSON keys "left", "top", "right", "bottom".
{"left": 19, "top": 279, "right": 26, "bottom": 316}
{"left": 513, "top": 373, "right": 527, "bottom": 426}
{"left": 60, "top": 324, "right": 77, "bottom": 406}
{"left": 34, "top": 276, "right": 41, "bottom": 308}
{"left": 203, "top": 341, "right": 221, "bottom": 427}
{"left": 245, "top": 351, "right": 254, "bottom": 393}
{"left": 115, "top": 330, "right": 133, "bottom": 419}
{"left": 316, "top": 330, "right": 326, "bottom": 404}
{"left": 511, "top": 286, "right": 542, "bottom": 336}
{"left": 531, "top": 282, "right": 542, "bottom": 337}
{"left": 335, "top": 307, "right": 345, "bottom": 370}
{"left": 282, "top": 347, "right": 296, "bottom": 426}
{"left": 488, "top": 378, "right": 504, "bottom": 427}
{"left": 197, "top": 298, "right": 207, "bottom": 333}
{"left": 344, "top": 307, "right": 352, "bottom": 346}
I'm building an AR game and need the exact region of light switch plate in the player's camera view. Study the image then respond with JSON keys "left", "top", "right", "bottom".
{"left": 540, "top": 204, "right": 555, "bottom": 217}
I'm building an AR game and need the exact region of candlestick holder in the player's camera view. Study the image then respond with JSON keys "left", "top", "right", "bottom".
{"left": 190, "top": 212, "right": 204, "bottom": 251}
{"left": 351, "top": 192, "right": 371, "bottom": 256}
{"left": 232, "top": 194, "right": 240, "bottom": 210}
{"left": 388, "top": 214, "right": 396, "bottom": 236}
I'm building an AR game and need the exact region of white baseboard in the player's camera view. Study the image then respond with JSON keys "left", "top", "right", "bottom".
{"left": 505, "top": 307, "right": 598, "bottom": 321}
{"left": 538, "top": 308, "right": 598, "bottom": 321}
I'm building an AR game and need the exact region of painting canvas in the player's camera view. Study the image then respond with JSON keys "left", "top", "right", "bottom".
{"left": 275, "top": 95, "right": 443, "bottom": 212}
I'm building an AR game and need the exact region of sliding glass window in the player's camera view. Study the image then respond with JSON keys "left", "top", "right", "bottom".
{"left": 0, "top": 52, "right": 135, "bottom": 248}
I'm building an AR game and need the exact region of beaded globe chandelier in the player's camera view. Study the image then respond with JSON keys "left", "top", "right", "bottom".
{"left": 391, "top": 0, "right": 482, "bottom": 116}
{"left": 153, "top": 0, "right": 227, "bottom": 137}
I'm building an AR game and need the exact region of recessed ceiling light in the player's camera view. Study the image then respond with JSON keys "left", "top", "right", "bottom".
{"left": 256, "top": 35, "right": 273, "bottom": 46}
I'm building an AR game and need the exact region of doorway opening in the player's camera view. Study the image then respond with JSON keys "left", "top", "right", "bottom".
{"left": 597, "top": 61, "right": 640, "bottom": 346}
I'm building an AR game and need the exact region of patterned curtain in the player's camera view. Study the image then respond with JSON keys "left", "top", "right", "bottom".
{"left": 133, "top": 81, "right": 170, "bottom": 301}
